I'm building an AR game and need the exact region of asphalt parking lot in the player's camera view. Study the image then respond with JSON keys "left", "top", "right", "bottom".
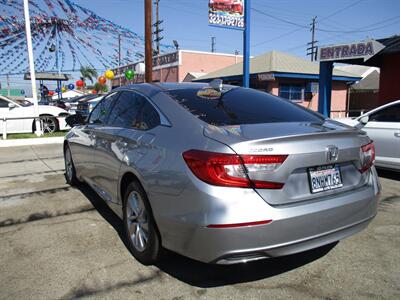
{"left": 0, "top": 144, "right": 399, "bottom": 300}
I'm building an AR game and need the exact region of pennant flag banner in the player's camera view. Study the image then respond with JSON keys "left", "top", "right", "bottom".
{"left": 0, "top": 0, "right": 173, "bottom": 75}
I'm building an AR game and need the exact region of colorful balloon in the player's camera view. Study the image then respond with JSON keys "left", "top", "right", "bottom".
{"left": 48, "top": 90, "right": 55, "bottom": 96}
{"left": 105, "top": 69, "right": 115, "bottom": 80}
{"left": 125, "top": 70, "right": 134, "bottom": 80}
{"left": 76, "top": 80, "right": 84, "bottom": 88}
{"left": 61, "top": 86, "right": 67, "bottom": 93}
{"left": 68, "top": 83, "right": 75, "bottom": 90}
{"left": 98, "top": 76, "right": 106, "bottom": 85}
{"left": 91, "top": 90, "right": 97, "bottom": 94}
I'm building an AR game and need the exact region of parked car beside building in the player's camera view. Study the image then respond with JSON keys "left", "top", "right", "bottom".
{"left": 336, "top": 99, "right": 400, "bottom": 171}
{"left": 0, "top": 95, "right": 69, "bottom": 134}
{"left": 76, "top": 95, "right": 103, "bottom": 118}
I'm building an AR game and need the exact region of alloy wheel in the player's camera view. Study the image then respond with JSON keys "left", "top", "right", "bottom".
{"left": 126, "top": 191, "right": 149, "bottom": 252}
{"left": 41, "top": 116, "right": 57, "bottom": 133}
{"left": 65, "top": 148, "right": 73, "bottom": 182}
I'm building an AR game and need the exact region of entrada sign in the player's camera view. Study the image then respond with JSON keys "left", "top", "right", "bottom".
{"left": 318, "top": 39, "right": 385, "bottom": 62}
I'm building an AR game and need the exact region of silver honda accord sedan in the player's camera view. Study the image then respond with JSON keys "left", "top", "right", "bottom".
{"left": 64, "top": 82, "right": 381, "bottom": 265}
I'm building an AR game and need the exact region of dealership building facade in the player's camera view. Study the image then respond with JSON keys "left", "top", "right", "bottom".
{"left": 111, "top": 50, "right": 243, "bottom": 87}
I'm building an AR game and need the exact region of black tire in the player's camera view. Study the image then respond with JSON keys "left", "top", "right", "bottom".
{"left": 123, "top": 181, "right": 161, "bottom": 265}
{"left": 64, "top": 145, "right": 78, "bottom": 186}
{"left": 32, "top": 115, "right": 59, "bottom": 134}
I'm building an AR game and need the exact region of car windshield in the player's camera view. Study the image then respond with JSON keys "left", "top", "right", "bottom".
{"left": 165, "top": 87, "right": 324, "bottom": 126}
{"left": 16, "top": 100, "right": 32, "bottom": 107}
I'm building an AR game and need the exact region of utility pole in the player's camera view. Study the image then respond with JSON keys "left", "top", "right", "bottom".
{"left": 307, "top": 16, "right": 318, "bottom": 61}
{"left": 153, "top": 0, "right": 163, "bottom": 55}
{"left": 211, "top": 37, "right": 216, "bottom": 52}
{"left": 145, "top": 0, "right": 153, "bottom": 82}
{"left": 118, "top": 34, "right": 122, "bottom": 86}
{"left": 243, "top": 0, "right": 250, "bottom": 88}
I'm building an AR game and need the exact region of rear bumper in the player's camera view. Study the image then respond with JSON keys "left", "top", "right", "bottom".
{"left": 155, "top": 168, "right": 380, "bottom": 264}
{"left": 214, "top": 215, "right": 374, "bottom": 264}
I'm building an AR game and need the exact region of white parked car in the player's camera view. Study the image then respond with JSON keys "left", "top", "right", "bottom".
{"left": 336, "top": 100, "right": 400, "bottom": 171}
{"left": 0, "top": 95, "right": 69, "bottom": 134}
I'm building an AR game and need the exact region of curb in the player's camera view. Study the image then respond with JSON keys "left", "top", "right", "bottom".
{"left": 0, "top": 137, "right": 64, "bottom": 148}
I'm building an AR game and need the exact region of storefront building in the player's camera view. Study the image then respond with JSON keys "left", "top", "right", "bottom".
{"left": 194, "top": 51, "right": 360, "bottom": 117}
{"left": 362, "top": 36, "right": 400, "bottom": 106}
{"left": 111, "top": 50, "right": 243, "bottom": 87}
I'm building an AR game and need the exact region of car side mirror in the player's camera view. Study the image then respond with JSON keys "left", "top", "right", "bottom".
{"left": 8, "top": 103, "right": 16, "bottom": 109}
{"left": 359, "top": 115, "right": 369, "bottom": 125}
{"left": 66, "top": 114, "right": 86, "bottom": 127}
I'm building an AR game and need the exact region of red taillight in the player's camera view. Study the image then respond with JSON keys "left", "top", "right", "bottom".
{"left": 182, "top": 150, "right": 287, "bottom": 189}
{"left": 207, "top": 220, "right": 273, "bottom": 228}
{"left": 359, "top": 142, "right": 375, "bottom": 173}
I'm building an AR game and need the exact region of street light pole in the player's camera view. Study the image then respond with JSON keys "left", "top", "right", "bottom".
{"left": 23, "top": 0, "right": 42, "bottom": 136}
{"left": 243, "top": 0, "right": 251, "bottom": 88}
{"left": 55, "top": 22, "right": 62, "bottom": 100}
{"left": 145, "top": 0, "right": 153, "bottom": 83}
{"left": 118, "top": 34, "right": 122, "bottom": 86}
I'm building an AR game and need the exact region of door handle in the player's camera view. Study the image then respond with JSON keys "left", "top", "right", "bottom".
{"left": 395, "top": 132, "right": 400, "bottom": 138}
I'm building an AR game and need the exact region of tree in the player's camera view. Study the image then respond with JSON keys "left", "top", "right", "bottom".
{"left": 94, "top": 82, "right": 108, "bottom": 93}
{"left": 79, "top": 66, "right": 98, "bottom": 84}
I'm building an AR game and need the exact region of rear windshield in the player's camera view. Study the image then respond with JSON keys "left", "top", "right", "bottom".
{"left": 165, "top": 87, "right": 324, "bottom": 126}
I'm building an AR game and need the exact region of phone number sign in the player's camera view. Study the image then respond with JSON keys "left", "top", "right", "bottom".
{"left": 208, "top": 0, "right": 245, "bottom": 30}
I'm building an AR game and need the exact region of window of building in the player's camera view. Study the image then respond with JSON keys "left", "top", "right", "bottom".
{"left": 279, "top": 85, "right": 304, "bottom": 101}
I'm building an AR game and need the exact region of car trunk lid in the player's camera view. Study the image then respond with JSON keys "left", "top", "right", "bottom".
{"left": 204, "top": 121, "right": 371, "bottom": 205}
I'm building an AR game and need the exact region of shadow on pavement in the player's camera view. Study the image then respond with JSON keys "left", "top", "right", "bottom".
{"left": 76, "top": 182, "right": 337, "bottom": 288}
{"left": 75, "top": 183, "right": 131, "bottom": 250}
{"left": 377, "top": 168, "right": 399, "bottom": 181}
{"left": 155, "top": 243, "right": 337, "bottom": 288}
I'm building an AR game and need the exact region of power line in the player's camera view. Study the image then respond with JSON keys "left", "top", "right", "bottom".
{"left": 252, "top": 8, "right": 309, "bottom": 29}
{"left": 251, "top": 0, "right": 399, "bottom": 51}
{"left": 322, "top": 0, "right": 365, "bottom": 21}
{"left": 317, "top": 15, "right": 400, "bottom": 33}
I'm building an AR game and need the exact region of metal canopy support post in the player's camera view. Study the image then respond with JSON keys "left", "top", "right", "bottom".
{"left": 318, "top": 61, "right": 333, "bottom": 117}
{"left": 243, "top": 0, "right": 250, "bottom": 88}
{"left": 23, "top": 0, "right": 42, "bottom": 136}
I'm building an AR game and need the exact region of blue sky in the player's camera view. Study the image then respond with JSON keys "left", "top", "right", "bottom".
{"left": 2, "top": 0, "right": 400, "bottom": 94}
{"left": 73, "top": 0, "right": 400, "bottom": 56}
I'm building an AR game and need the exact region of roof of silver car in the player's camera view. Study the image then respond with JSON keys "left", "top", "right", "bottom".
{"left": 152, "top": 82, "right": 210, "bottom": 90}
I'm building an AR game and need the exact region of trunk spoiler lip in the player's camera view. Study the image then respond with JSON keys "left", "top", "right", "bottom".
{"left": 203, "top": 122, "right": 364, "bottom": 146}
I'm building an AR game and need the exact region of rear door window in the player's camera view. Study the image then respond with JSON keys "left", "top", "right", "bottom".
{"left": 165, "top": 87, "right": 323, "bottom": 126}
{"left": 107, "top": 91, "right": 160, "bottom": 130}
{"left": 88, "top": 93, "right": 118, "bottom": 125}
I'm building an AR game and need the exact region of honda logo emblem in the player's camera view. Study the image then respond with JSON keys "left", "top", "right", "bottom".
{"left": 326, "top": 145, "right": 339, "bottom": 163}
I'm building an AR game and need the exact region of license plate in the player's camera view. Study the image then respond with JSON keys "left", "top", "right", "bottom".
{"left": 308, "top": 165, "right": 343, "bottom": 193}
